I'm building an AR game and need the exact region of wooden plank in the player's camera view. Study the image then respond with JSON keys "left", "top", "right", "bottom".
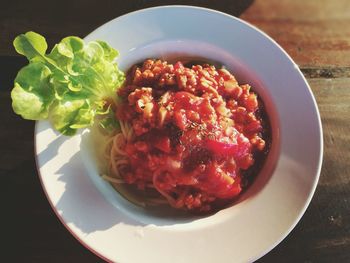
{"left": 301, "top": 67, "right": 350, "bottom": 79}
{"left": 0, "top": 0, "right": 253, "bottom": 57}
{"left": 309, "top": 78, "right": 350, "bottom": 187}
{"left": 241, "top": 0, "right": 350, "bottom": 67}
{"left": 2, "top": 0, "right": 350, "bottom": 68}
{"left": 2, "top": 71, "right": 350, "bottom": 261}
{"left": 259, "top": 77, "right": 350, "bottom": 262}
{"left": 3, "top": 0, "right": 350, "bottom": 80}
{"left": 0, "top": 91, "right": 103, "bottom": 262}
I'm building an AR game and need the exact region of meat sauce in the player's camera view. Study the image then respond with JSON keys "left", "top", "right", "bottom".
{"left": 116, "top": 59, "right": 270, "bottom": 212}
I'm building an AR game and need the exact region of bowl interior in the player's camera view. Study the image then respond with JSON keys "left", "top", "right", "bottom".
{"left": 80, "top": 39, "right": 281, "bottom": 226}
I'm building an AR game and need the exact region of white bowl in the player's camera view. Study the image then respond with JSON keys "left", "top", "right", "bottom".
{"left": 35, "top": 6, "right": 323, "bottom": 263}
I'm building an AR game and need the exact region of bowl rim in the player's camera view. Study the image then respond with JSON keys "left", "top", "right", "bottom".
{"left": 35, "top": 5, "right": 324, "bottom": 263}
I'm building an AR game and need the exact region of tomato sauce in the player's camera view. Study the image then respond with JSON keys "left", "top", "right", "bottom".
{"left": 116, "top": 59, "right": 269, "bottom": 212}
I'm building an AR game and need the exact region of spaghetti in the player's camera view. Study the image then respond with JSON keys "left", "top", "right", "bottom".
{"left": 103, "top": 121, "right": 132, "bottom": 184}
{"left": 103, "top": 59, "right": 270, "bottom": 212}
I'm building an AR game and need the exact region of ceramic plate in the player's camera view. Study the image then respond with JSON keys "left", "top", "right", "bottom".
{"left": 35, "top": 6, "right": 323, "bottom": 263}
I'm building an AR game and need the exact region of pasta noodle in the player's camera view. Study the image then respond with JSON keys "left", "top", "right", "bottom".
{"left": 100, "top": 59, "right": 269, "bottom": 212}
{"left": 104, "top": 120, "right": 174, "bottom": 206}
{"left": 108, "top": 121, "right": 129, "bottom": 181}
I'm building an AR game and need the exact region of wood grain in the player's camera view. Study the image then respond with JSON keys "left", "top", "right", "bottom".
{"left": 241, "top": 0, "right": 350, "bottom": 67}
{"left": 0, "top": 91, "right": 104, "bottom": 262}
{"left": 258, "top": 78, "right": 350, "bottom": 262}
{"left": 0, "top": 0, "right": 253, "bottom": 57}
{"left": 301, "top": 67, "right": 350, "bottom": 79}
{"left": 1, "top": 0, "right": 350, "bottom": 262}
{"left": 2, "top": 75, "right": 349, "bottom": 263}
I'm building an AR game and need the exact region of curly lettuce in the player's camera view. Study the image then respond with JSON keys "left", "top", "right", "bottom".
{"left": 11, "top": 31, "right": 124, "bottom": 135}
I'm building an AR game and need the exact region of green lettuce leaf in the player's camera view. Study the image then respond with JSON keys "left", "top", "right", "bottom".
{"left": 11, "top": 31, "right": 124, "bottom": 135}
{"left": 11, "top": 62, "right": 54, "bottom": 119}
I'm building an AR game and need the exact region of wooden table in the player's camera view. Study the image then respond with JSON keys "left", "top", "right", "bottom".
{"left": 1, "top": 0, "right": 349, "bottom": 262}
